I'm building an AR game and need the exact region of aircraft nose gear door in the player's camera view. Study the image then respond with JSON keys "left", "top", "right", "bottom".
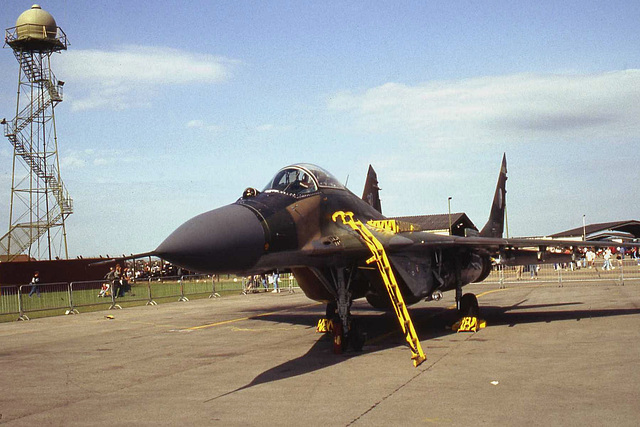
{"left": 333, "top": 211, "right": 426, "bottom": 367}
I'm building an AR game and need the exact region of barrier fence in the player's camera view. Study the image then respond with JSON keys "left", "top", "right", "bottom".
{"left": 1, "top": 262, "right": 638, "bottom": 322}
{"left": 485, "top": 258, "right": 640, "bottom": 287}
{"left": 0, "top": 273, "right": 300, "bottom": 321}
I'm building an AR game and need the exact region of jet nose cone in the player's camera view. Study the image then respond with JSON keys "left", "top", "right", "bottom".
{"left": 156, "top": 204, "right": 265, "bottom": 273}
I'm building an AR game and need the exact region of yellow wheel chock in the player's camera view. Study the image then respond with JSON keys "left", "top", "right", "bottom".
{"left": 453, "top": 316, "right": 487, "bottom": 332}
{"left": 316, "top": 318, "right": 334, "bottom": 333}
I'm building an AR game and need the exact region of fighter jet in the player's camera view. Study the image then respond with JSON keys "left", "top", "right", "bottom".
{"left": 155, "top": 155, "right": 635, "bottom": 364}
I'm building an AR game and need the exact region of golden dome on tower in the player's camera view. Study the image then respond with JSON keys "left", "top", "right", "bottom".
{"left": 7, "top": 4, "right": 67, "bottom": 51}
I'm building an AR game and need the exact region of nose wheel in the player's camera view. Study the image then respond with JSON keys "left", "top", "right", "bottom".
{"left": 324, "top": 268, "right": 366, "bottom": 355}
{"left": 330, "top": 312, "right": 365, "bottom": 354}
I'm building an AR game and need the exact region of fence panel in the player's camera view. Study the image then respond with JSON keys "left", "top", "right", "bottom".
{"left": 181, "top": 275, "right": 216, "bottom": 297}
{"left": 146, "top": 277, "right": 183, "bottom": 301}
{"left": 18, "top": 282, "right": 71, "bottom": 318}
{"left": 108, "top": 279, "right": 154, "bottom": 306}
{"left": 1, "top": 285, "right": 19, "bottom": 316}
{"left": 486, "top": 259, "right": 640, "bottom": 285}
{"left": 280, "top": 273, "right": 299, "bottom": 292}
{"left": 70, "top": 280, "right": 139, "bottom": 311}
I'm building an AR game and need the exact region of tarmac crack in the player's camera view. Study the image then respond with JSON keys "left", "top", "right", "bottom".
{"left": 346, "top": 344, "right": 458, "bottom": 426}
{"left": 347, "top": 288, "right": 511, "bottom": 426}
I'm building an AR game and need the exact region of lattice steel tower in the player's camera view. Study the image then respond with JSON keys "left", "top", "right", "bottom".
{"left": 1, "top": 4, "right": 72, "bottom": 261}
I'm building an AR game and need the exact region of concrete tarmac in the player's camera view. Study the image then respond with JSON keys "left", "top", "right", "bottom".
{"left": 1, "top": 280, "right": 639, "bottom": 426}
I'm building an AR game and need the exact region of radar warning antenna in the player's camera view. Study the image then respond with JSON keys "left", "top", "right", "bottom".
{"left": 1, "top": 4, "right": 72, "bottom": 261}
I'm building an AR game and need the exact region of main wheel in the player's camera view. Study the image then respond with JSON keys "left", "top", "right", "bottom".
{"left": 458, "top": 293, "right": 479, "bottom": 317}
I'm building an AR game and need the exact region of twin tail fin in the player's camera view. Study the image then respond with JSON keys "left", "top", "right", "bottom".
{"left": 479, "top": 154, "right": 507, "bottom": 238}
{"left": 362, "top": 165, "right": 382, "bottom": 214}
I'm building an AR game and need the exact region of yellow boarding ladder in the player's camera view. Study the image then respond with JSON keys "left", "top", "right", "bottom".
{"left": 332, "top": 211, "right": 426, "bottom": 367}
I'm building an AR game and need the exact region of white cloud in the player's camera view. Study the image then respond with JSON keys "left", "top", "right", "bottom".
{"left": 59, "top": 149, "right": 137, "bottom": 170}
{"left": 256, "top": 124, "right": 274, "bottom": 131}
{"left": 186, "top": 120, "right": 205, "bottom": 128}
{"left": 56, "top": 45, "right": 240, "bottom": 111}
{"left": 185, "top": 119, "right": 221, "bottom": 132}
{"left": 328, "top": 70, "right": 640, "bottom": 146}
{"left": 60, "top": 153, "right": 86, "bottom": 169}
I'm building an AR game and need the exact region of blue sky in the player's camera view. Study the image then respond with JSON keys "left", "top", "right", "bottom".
{"left": 1, "top": 1, "right": 639, "bottom": 258}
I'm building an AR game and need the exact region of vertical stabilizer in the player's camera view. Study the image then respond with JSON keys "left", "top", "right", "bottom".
{"left": 480, "top": 154, "right": 507, "bottom": 238}
{"left": 362, "top": 165, "right": 382, "bottom": 214}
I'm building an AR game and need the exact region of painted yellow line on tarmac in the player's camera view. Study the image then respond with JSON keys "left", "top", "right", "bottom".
{"left": 444, "top": 288, "right": 508, "bottom": 310}
{"left": 477, "top": 288, "right": 509, "bottom": 298}
{"left": 186, "top": 302, "right": 322, "bottom": 331}
{"left": 187, "top": 288, "right": 509, "bottom": 332}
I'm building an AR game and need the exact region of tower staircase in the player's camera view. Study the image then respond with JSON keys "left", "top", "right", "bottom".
{"left": 0, "top": 49, "right": 72, "bottom": 261}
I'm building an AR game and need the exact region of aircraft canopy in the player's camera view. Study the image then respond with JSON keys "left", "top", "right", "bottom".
{"left": 263, "top": 163, "right": 345, "bottom": 196}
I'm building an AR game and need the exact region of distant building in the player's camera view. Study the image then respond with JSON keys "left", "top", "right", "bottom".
{"left": 391, "top": 213, "right": 477, "bottom": 237}
{"left": 0, "top": 254, "right": 34, "bottom": 263}
{"left": 549, "top": 220, "right": 640, "bottom": 242}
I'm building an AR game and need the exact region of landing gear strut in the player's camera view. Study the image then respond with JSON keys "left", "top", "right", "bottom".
{"left": 326, "top": 267, "right": 365, "bottom": 354}
{"left": 455, "top": 278, "right": 479, "bottom": 318}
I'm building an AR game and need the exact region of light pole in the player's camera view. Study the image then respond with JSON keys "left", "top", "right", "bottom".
{"left": 582, "top": 215, "right": 586, "bottom": 241}
{"left": 448, "top": 197, "right": 452, "bottom": 235}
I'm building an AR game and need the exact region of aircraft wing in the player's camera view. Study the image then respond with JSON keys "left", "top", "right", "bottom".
{"left": 408, "top": 234, "right": 636, "bottom": 249}
{"left": 317, "top": 219, "right": 639, "bottom": 267}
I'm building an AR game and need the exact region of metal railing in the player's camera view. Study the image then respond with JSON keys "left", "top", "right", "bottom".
{"left": 17, "top": 282, "right": 69, "bottom": 320}
{"left": 0, "top": 273, "right": 301, "bottom": 321}
{"left": 485, "top": 258, "right": 640, "bottom": 287}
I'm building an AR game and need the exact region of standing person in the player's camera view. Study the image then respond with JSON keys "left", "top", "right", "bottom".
{"left": 121, "top": 267, "right": 131, "bottom": 296}
{"left": 602, "top": 248, "right": 612, "bottom": 271}
{"left": 28, "top": 271, "right": 40, "bottom": 297}
{"left": 271, "top": 272, "right": 280, "bottom": 293}
{"left": 516, "top": 265, "right": 524, "bottom": 280}
{"left": 113, "top": 264, "right": 122, "bottom": 298}
{"left": 102, "top": 267, "right": 115, "bottom": 297}
{"left": 586, "top": 249, "right": 596, "bottom": 268}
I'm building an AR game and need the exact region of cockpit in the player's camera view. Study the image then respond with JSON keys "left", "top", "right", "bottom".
{"left": 263, "top": 163, "right": 345, "bottom": 197}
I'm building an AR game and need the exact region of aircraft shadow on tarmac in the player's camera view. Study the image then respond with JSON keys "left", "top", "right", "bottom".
{"left": 205, "top": 306, "right": 452, "bottom": 402}
{"left": 206, "top": 299, "right": 640, "bottom": 402}
{"left": 482, "top": 299, "right": 640, "bottom": 327}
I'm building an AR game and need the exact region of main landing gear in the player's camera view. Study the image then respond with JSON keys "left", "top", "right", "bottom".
{"left": 458, "top": 292, "right": 479, "bottom": 318}
{"left": 453, "top": 257, "right": 479, "bottom": 318}
{"left": 453, "top": 280, "right": 484, "bottom": 332}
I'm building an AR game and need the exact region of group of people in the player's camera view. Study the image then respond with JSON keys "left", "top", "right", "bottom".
{"left": 549, "top": 247, "right": 637, "bottom": 272}
{"left": 508, "top": 246, "right": 639, "bottom": 280}
{"left": 242, "top": 272, "right": 288, "bottom": 294}
{"left": 584, "top": 247, "right": 638, "bottom": 271}
{"left": 99, "top": 264, "right": 132, "bottom": 298}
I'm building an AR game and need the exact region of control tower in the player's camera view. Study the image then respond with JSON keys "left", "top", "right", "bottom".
{"left": 1, "top": 4, "right": 72, "bottom": 261}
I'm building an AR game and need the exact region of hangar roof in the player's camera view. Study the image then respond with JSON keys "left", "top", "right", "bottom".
{"left": 549, "top": 220, "right": 640, "bottom": 240}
